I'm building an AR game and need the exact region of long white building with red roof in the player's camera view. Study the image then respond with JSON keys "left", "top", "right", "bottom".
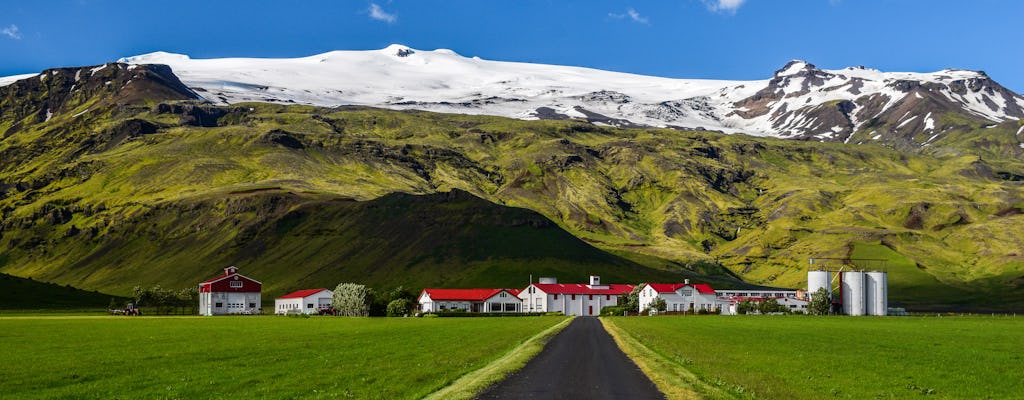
{"left": 275, "top": 288, "right": 333, "bottom": 315}
{"left": 418, "top": 288, "right": 523, "bottom": 313}
{"left": 198, "top": 266, "right": 262, "bottom": 316}
{"left": 518, "top": 276, "right": 633, "bottom": 316}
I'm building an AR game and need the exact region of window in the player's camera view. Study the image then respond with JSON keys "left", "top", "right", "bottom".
{"left": 606, "top": 295, "right": 610, "bottom": 300}
{"left": 682, "top": 289, "right": 693, "bottom": 296}
{"left": 215, "top": 302, "right": 223, "bottom": 307}
{"left": 249, "top": 303, "right": 256, "bottom": 308}
{"left": 504, "top": 303, "right": 517, "bottom": 312}
{"left": 491, "top": 303, "right": 502, "bottom": 312}
{"left": 307, "top": 303, "right": 314, "bottom": 308}
{"left": 230, "top": 281, "right": 243, "bottom": 288}
{"left": 554, "top": 294, "right": 559, "bottom": 300}
{"left": 589, "top": 295, "right": 593, "bottom": 300}
{"left": 571, "top": 295, "right": 576, "bottom": 300}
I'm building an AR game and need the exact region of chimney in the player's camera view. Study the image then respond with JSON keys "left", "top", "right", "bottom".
{"left": 590, "top": 275, "right": 600, "bottom": 286}
{"left": 224, "top": 266, "right": 238, "bottom": 276}
{"left": 684, "top": 278, "right": 690, "bottom": 285}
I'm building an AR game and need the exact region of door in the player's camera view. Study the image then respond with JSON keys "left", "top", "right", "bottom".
{"left": 588, "top": 305, "right": 593, "bottom": 315}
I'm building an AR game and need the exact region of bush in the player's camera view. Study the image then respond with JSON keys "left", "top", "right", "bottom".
{"left": 601, "top": 306, "right": 629, "bottom": 316}
{"left": 386, "top": 298, "right": 411, "bottom": 317}
{"left": 809, "top": 287, "right": 831, "bottom": 315}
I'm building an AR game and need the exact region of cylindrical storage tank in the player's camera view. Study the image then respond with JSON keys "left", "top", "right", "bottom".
{"left": 865, "top": 271, "right": 888, "bottom": 316}
{"left": 807, "top": 270, "right": 831, "bottom": 299}
{"left": 841, "top": 271, "right": 865, "bottom": 316}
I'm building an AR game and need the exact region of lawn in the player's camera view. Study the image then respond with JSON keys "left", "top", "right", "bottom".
{"left": 0, "top": 315, "right": 566, "bottom": 399}
{"left": 604, "top": 315, "right": 1024, "bottom": 399}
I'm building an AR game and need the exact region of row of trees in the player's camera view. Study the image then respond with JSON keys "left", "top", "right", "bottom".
{"left": 129, "top": 285, "right": 199, "bottom": 315}
{"left": 332, "top": 283, "right": 415, "bottom": 317}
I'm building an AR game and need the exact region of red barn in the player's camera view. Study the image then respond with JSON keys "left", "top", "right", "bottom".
{"left": 198, "top": 266, "right": 262, "bottom": 315}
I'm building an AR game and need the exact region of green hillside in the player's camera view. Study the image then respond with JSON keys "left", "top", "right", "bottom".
{"left": 1, "top": 65, "right": 1023, "bottom": 310}
{"left": 0, "top": 273, "right": 121, "bottom": 310}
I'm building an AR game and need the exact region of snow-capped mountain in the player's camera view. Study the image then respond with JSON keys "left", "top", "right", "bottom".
{"left": 6, "top": 44, "right": 1022, "bottom": 144}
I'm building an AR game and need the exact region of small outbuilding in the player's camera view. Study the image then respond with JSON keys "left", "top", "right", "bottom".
{"left": 198, "top": 266, "right": 262, "bottom": 316}
{"left": 275, "top": 288, "right": 334, "bottom": 314}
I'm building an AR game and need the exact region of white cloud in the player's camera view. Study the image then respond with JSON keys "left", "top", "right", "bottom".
{"left": 704, "top": 0, "right": 746, "bottom": 13}
{"left": 368, "top": 3, "right": 397, "bottom": 23}
{"left": 627, "top": 8, "right": 649, "bottom": 24}
{"left": 2, "top": 24, "right": 21, "bottom": 40}
{"left": 609, "top": 8, "right": 649, "bottom": 24}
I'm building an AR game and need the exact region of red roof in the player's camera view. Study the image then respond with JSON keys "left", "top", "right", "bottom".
{"left": 530, "top": 283, "right": 635, "bottom": 295}
{"left": 647, "top": 283, "right": 686, "bottom": 293}
{"left": 421, "top": 288, "right": 518, "bottom": 302}
{"left": 646, "top": 283, "right": 716, "bottom": 294}
{"left": 277, "top": 288, "right": 329, "bottom": 299}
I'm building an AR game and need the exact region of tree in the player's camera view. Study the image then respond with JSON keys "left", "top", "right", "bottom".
{"left": 333, "top": 283, "right": 372, "bottom": 316}
{"left": 809, "top": 287, "right": 831, "bottom": 315}
{"left": 651, "top": 297, "right": 667, "bottom": 312}
{"left": 386, "top": 298, "right": 411, "bottom": 317}
{"left": 736, "top": 298, "right": 755, "bottom": 315}
{"left": 620, "top": 283, "right": 645, "bottom": 313}
{"left": 758, "top": 297, "right": 783, "bottom": 314}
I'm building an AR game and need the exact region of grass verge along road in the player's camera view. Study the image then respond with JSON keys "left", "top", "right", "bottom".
{"left": 603, "top": 315, "right": 1024, "bottom": 399}
{"left": 0, "top": 315, "right": 566, "bottom": 399}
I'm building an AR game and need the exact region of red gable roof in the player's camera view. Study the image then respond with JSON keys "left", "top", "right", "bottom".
{"left": 646, "top": 283, "right": 716, "bottom": 294}
{"left": 198, "top": 267, "right": 262, "bottom": 293}
{"left": 421, "top": 288, "right": 516, "bottom": 302}
{"left": 647, "top": 283, "right": 686, "bottom": 293}
{"left": 277, "top": 288, "right": 329, "bottom": 299}
{"left": 531, "top": 283, "right": 635, "bottom": 295}
{"left": 692, "top": 284, "right": 716, "bottom": 294}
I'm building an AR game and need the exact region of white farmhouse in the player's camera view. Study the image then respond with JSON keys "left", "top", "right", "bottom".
{"left": 518, "top": 276, "right": 633, "bottom": 316}
{"left": 418, "top": 288, "right": 522, "bottom": 313}
{"left": 275, "top": 288, "right": 334, "bottom": 315}
{"left": 638, "top": 280, "right": 718, "bottom": 313}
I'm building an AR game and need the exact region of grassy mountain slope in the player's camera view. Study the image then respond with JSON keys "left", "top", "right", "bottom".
{"left": 1, "top": 188, "right": 692, "bottom": 298}
{"left": 0, "top": 272, "right": 121, "bottom": 310}
{"left": 2, "top": 65, "right": 1023, "bottom": 310}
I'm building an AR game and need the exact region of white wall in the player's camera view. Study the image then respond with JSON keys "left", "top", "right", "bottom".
{"left": 203, "top": 292, "right": 261, "bottom": 315}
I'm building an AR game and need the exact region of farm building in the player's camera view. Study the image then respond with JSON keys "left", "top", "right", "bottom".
{"left": 718, "top": 296, "right": 809, "bottom": 315}
{"left": 275, "top": 288, "right": 333, "bottom": 315}
{"left": 418, "top": 288, "right": 522, "bottom": 313}
{"left": 518, "top": 276, "right": 633, "bottom": 316}
{"left": 198, "top": 266, "right": 262, "bottom": 316}
{"left": 638, "top": 280, "right": 718, "bottom": 313}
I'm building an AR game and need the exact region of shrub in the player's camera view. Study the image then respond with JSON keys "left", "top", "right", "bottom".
{"left": 808, "top": 287, "right": 831, "bottom": 315}
{"left": 386, "top": 298, "right": 411, "bottom": 317}
{"left": 601, "top": 306, "right": 629, "bottom": 316}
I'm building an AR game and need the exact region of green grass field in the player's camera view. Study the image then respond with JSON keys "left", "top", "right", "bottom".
{"left": 604, "top": 315, "right": 1024, "bottom": 399}
{"left": 0, "top": 315, "right": 566, "bottom": 400}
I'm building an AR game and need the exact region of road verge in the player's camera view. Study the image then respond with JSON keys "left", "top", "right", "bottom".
{"left": 423, "top": 316, "right": 574, "bottom": 400}
{"left": 601, "top": 317, "right": 735, "bottom": 400}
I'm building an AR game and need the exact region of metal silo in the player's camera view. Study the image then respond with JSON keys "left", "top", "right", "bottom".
{"left": 841, "top": 271, "right": 865, "bottom": 316}
{"left": 807, "top": 270, "right": 831, "bottom": 298}
{"left": 865, "top": 271, "right": 888, "bottom": 316}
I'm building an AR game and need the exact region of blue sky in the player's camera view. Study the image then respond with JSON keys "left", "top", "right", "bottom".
{"left": 1, "top": 0, "right": 1022, "bottom": 92}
